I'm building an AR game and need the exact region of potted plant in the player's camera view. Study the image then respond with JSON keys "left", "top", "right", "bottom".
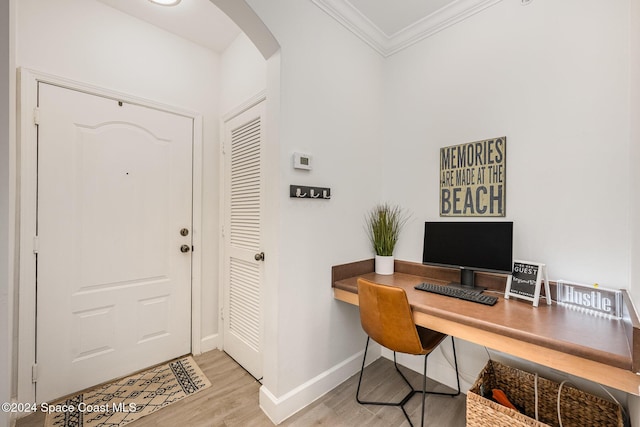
{"left": 365, "top": 203, "right": 408, "bottom": 275}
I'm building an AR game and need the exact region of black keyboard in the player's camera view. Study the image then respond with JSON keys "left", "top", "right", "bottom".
{"left": 414, "top": 282, "right": 498, "bottom": 306}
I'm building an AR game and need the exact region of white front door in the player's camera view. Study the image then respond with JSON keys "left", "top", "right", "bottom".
{"left": 36, "top": 83, "right": 193, "bottom": 402}
{"left": 223, "top": 100, "right": 265, "bottom": 379}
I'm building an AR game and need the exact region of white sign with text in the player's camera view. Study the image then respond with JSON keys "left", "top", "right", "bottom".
{"left": 556, "top": 280, "right": 622, "bottom": 319}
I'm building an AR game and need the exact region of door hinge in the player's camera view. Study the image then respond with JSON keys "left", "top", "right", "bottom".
{"left": 32, "top": 363, "right": 38, "bottom": 383}
{"left": 220, "top": 306, "right": 224, "bottom": 321}
{"left": 221, "top": 225, "right": 225, "bottom": 238}
{"left": 33, "top": 107, "right": 40, "bottom": 125}
{"left": 33, "top": 236, "right": 39, "bottom": 254}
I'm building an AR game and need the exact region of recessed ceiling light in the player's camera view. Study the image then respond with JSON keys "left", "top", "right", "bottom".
{"left": 148, "top": 0, "right": 182, "bottom": 6}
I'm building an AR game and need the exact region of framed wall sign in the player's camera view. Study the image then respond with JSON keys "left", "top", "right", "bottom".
{"left": 504, "top": 260, "right": 551, "bottom": 307}
{"left": 440, "top": 137, "right": 506, "bottom": 217}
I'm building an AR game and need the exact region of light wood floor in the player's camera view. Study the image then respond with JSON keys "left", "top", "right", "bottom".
{"left": 16, "top": 350, "right": 466, "bottom": 426}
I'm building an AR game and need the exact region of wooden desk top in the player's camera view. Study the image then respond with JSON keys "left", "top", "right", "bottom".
{"left": 332, "top": 259, "right": 640, "bottom": 395}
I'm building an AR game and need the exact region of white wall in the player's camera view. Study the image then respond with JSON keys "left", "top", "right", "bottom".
{"left": 219, "top": 32, "right": 266, "bottom": 115}
{"left": 631, "top": 0, "right": 640, "bottom": 308}
{"left": 385, "top": 0, "right": 630, "bottom": 290}
{"left": 629, "top": 0, "right": 640, "bottom": 422}
{"left": 15, "top": 0, "right": 221, "bottom": 351}
{"left": 245, "top": 0, "right": 384, "bottom": 416}
{"left": 1, "top": 0, "right": 16, "bottom": 425}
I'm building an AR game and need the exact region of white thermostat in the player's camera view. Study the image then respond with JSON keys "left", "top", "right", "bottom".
{"left": 293, "top": 152, "right": 312, "bottom": 170}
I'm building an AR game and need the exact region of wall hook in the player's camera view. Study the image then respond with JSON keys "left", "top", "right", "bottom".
{"left": 290, "top": 185, "right": 331, "bottom": 200}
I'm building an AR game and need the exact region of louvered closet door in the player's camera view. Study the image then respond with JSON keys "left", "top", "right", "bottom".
{"left": 223, "top": 100, "right": 265, "bottom": 379}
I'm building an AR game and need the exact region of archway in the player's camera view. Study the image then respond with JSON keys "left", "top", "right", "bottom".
{"left": 211, "top": 0, "right": 279, "bottom": 59}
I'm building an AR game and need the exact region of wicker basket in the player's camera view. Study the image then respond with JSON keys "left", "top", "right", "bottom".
{"left": 466, "top": 360, "right": 624, "bottom": 427}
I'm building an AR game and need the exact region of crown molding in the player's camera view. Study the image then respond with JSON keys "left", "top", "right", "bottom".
{"left": 311, "top": 0, "right": 504, "bottom": 57}
{"left": 311, "top": 0, "right": 389, "bottom": 56}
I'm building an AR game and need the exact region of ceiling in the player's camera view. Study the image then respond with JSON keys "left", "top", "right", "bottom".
{"left": 311, "top": 0, "right": 505, "bottom": 56}
{"left": 346, "top": 0, "right": 458, "bottom": 36}
{"left": 96, "top": 0, "right": 241, "bottom": 53}
{"left": 96, "top": 0, "right": 504, "bottom": 56}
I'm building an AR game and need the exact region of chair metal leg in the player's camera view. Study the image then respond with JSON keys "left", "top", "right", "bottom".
{"left": 356, "top": 337, "right": 415, "bottom": 408}
{"left": 421, "top": 353, "right": 428, "bottom": 427}
{"left": 420, "top": 338, "right": 461, "bottom": 426}
{"left": 357, "top": 347, "right": 419, "bottom": 427}
{"left": 356, "top": 337, "right": 418, "bottom": 427}
{"left": 422, "top": 336, "right": 461, "bottom": 397}
{"left": 451, "top": 336, "right": 461, "bottom": 396}
{"left": 355, "top": 336, "right": 371, "bottom": 404}
{"left": 392, "top": 351, "right": 417, "bottom": 392}
{"left": 356, "top": 336, "right": 462, "bottom": 427}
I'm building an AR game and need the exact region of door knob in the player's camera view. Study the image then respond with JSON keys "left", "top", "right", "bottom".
{"left": 180, "top": 228, "right": 189, "bottom": 236}
{"left": 254, "top": 252, "right": 265, "bottom": 261}
{"left": 180, "top": 245, "right": 191, "bottom": 253}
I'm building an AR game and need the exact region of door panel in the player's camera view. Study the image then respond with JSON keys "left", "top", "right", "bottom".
{"left": 223, "top": 102, "right": 265, "bottom": 379}
{"left": 36, "top": 83, "right": 193, "bottom": 402}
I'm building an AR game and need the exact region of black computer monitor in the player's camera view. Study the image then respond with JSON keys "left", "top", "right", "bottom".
{"left": 422, "top": 221, "right": 513, "bottom": 290}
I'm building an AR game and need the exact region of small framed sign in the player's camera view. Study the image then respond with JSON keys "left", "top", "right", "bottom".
{"left": 504, "top": 260, "right": 551, "bottom": 307}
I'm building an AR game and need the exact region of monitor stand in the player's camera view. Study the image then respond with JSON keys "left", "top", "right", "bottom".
{"left": 447, "top": 268, "right": 485, "bottom": 293}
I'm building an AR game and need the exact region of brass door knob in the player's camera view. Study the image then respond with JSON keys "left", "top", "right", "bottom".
{"left": 180, "top": 245, "right": 191, "bottom": 253}
{"left": 254, "top": 252, "right": 265, "bottom": 261}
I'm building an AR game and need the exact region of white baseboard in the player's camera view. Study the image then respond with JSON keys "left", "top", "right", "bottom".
{"left": 259, "top": 345, "right": 380, "bottom": 424}
{"left": 199, "top": 333, "right": 220, "bottom": 354}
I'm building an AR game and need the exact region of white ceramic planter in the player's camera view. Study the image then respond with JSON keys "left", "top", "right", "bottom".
{"left": 375, "top": 255, "right": 394, "bottom": 275}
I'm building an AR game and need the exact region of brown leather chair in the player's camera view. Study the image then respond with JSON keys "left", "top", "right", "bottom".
{"left": 356, "top": 278, "right": 460, "bottom": 427}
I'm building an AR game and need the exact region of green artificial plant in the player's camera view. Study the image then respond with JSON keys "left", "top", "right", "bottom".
{"left": 365, "top": 203, "right": 408, "bottom": 256}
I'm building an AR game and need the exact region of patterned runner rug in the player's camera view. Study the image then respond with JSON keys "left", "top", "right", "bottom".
{"left": 45, "top": 356, "right": 211, "bottom": 427}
